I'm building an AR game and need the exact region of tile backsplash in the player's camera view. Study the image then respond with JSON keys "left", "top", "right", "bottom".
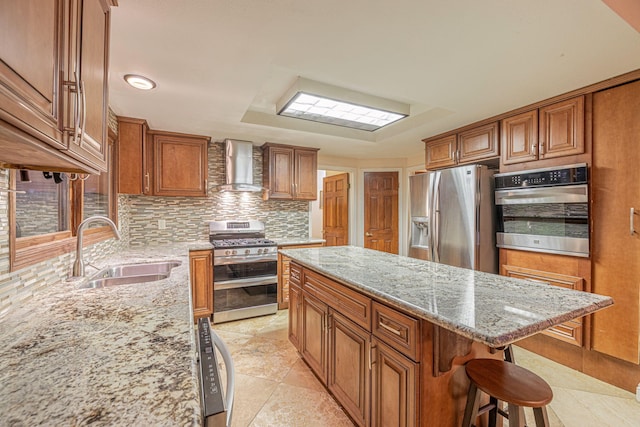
{"left": 122, "top": 142, "right": 310, "bottom": 246}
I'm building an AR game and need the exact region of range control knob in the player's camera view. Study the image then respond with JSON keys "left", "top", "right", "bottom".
{"left": 225, "top": 250, "right": 231, "bottom": 256}
{"left": 232, "top": 250, "right": 237, "bottom": 255}
{"left": 245, "top": 249, "right": 250, "bottom": 255}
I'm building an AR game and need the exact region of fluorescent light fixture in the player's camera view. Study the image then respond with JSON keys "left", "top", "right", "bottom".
{"left": 124, "top": 74, "right": 156, "bottom": 90}
{"left": 277, "top": 78, "right": 409, "bottom": 131}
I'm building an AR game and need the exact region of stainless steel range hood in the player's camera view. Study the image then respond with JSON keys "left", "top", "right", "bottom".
{"left": 218, "top": 139, "right": 264, "bottom": 192}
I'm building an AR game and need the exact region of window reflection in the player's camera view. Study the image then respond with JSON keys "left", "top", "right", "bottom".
{"left": 15, "top": 172, "right": 69, "bottom": 238}
{"left": 82, "top": 172, "right": 109, "bottom": 223}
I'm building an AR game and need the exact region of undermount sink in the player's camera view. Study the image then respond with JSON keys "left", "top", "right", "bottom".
{"left": 79, "top": 261, "right": 182, "bottom": 289}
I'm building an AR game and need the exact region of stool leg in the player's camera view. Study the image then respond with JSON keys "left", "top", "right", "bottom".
{"left": 488, "top": 396, "right": 498, "bottom": 427}
{"left": 507, "top": 403, "right": 526, "bottom": 427}
{"left": 533, "top": 407, "right": 550, "bottom": 427}
{"left": 462, "top": 383, "right": 481, "bottom": 427}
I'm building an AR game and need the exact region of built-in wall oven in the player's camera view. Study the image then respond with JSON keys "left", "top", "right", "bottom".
{"left": 208, "top": 220, "right": 278, "bottom": 324}
{"left": 495, "top": 163, "right": 589, "bottom": 257}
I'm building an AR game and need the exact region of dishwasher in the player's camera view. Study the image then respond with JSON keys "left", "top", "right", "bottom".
{"left": 196, "top": 317, "right": 235, "bottom": 427}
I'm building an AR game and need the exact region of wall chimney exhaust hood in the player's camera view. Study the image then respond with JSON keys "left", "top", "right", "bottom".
{"left": 218, "top": 139, "right": 264, "bottom": 192}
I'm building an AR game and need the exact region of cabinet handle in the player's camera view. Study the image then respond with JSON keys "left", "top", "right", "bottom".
{"left": 145, "top": 172, "right": 150, "bottom": 192}
{"left": 369, "top": 343, "right": 376, "bottom": 371}
{"left": 379, "top": 319, "right": 403, "bottom": 336}
{"left": 455, "top": 149, "right": 460, "bottom": 164}
{"left": 78, "top": 79, "right": 87, "bottom": 145}
{"left": 69, "top": 70, "right": 81, "bottom": 144}
{"left": 631, "top": 207, "right": 637, "bottom": 236}
{"left": 531, "top": 144, "right": 537, "bottom": 156}
{"left": 539, "top": 143, "right": 545, "bottom": 156}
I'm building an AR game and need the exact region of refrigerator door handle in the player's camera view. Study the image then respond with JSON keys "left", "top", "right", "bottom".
{"left": 430, "top": 172, "right": 441, "bottom": 262}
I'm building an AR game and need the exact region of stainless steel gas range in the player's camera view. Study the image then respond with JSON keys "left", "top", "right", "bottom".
{"left": 208, "top": 220, "right": 278, "bottom": 323}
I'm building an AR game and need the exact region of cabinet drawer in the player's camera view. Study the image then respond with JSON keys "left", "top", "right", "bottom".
{"left": 372, "top": 301, "right": 420, "bottom": 361}
{"left": 289, "top": 263, "right": 302, "bottom": 286}
{"left": 303, "top": 269, "right": 371, "bottom": 331}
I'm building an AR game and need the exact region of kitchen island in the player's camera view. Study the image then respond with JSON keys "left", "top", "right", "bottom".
{"left": 280, "top": 245, "right": 613, "bottom": 427}
{"left": 0, "top": 242, "right": 212, "bottom": 426}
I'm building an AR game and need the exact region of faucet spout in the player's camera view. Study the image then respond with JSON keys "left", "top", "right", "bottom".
{"left": 72, "top": 216, "right": 121, "bottom": 278}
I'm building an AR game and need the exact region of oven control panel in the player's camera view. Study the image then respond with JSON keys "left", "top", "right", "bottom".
{"left": 495, "top": 163, "right": 588, "bottom": 189}
{"left": 197, "top": 318, "right": 226, "bottom": 419}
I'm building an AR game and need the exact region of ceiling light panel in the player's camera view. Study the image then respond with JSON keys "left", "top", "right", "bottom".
{"left": 124, "top": 74, "right": 156, "bottom": 90}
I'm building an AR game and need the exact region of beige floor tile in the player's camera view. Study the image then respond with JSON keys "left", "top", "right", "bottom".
{"left": 249, "top": 383, "right": 353, "bottom": 427}
{"left": 230, "top": 373, "right": 279, "bottom": 427}
{"left": 281, "top": 359, "right": 325, "bottom": 393}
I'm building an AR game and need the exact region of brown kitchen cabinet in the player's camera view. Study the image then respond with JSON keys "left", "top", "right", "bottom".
{"left": 501, "top": 95, "right": 585, "bottom": 166}
{"left": 591, "top": 79, "right": 640, "bottom": 364}
{"left": 501, "top": 259, "right": 585, "bottom": 346}
{"left": 189, "top": 249, "right": 213, "bottom": 323}
{"left": 116, "top": 118, "right": 210, "bottom": 197}
{"left": 0, "top": 0, "right": 112, "bottom": 174}
{"left": 262, "top": 142, "right": 319, "bottom": 200}
{"left": 301, "top": 290, "right": 329, "bottom": 381}
{"left": 277, "top": 241, "right": 324, "bottom": 309}
{"left": 288, "top": 265, "right": 302, "bottom": 349}
{"left": 424, "top": 122, "right": 499, "bottom": 170}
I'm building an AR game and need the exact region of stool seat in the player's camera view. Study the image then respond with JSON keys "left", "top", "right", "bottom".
{"left": 466, "top": 358, "right": 553, "bottom": 408}
{"left": 462, "top": 358, "right": 554, "bottom": 427}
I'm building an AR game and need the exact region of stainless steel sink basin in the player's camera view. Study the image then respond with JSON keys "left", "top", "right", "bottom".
{"left": 79, "top": 260, "right": 182, "bottom": 289}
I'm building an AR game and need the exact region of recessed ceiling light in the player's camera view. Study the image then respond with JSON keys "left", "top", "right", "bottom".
{"left": 276, "top": 78, "right": 409, "bottom": 131}
{"left": 124, "top": 74, "right": 156, "bottom": 90}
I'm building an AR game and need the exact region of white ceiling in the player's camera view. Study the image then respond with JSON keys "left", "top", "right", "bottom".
{"left": 108, "top": 0, "right": 640, "bottom": 162}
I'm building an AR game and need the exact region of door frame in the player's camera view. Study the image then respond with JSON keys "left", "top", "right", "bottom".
{"left": 405, "top": 164, "right": 427, "bottom": 256}
{"left": 315, "top": 165, "right": 357, "bottom": 247}
{"left": 358, "top": 167, "right": 405, "bottom": 254}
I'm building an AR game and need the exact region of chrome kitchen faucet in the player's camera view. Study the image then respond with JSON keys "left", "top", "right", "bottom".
{"left": 72, "top": 216, "right": 121, "bottom": 277}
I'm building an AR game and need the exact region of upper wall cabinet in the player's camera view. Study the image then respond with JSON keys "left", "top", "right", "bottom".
{"left": 0, "top": 0, "right": 112, "bottom": 174}
{"left": 262, "top": 143, "right": 319, "bottom": 200}
{"left": 501, "top": 96, "right": 585, "bottom": 166}
{"left": 116, "top": 116, "right": 210, "bottom": 197}
{"left": 424, "top": 122, "right": 499, "bottom": 170}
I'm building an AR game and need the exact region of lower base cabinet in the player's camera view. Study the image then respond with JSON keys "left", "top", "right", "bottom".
{"left": 301, "top": 291, "right": 328, "bottom": 381}
{"left": 371, "top": 339, "right": 418, "bottom": 427}
{"left": 189, "top": 250, "right": 213, "bottom": 323}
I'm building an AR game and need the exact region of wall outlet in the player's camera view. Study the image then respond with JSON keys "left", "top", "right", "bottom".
{"left": 158, "top": 219, "right": 166, "bottom": 230}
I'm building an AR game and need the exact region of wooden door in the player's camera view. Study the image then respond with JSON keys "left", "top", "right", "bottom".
{"left": 0, "top": 0, "right": 64, "bottom": 148}
{"left": 151, "top": 132, "right": 208, "bottom": 197}
{"left": 371, "top": 338, "right": 418, "bottom": 427}
{"left": 294, "top": 148, "right": 318, "bottom": 200}
{"left": 288, "top": 281, "right": 302, "bottom": 350}
{"left": 364, "top": 172, "right": 399, "bottom": 254}
{"left": 323, "top": 173, "right": 349, "bottom": 246}
{"left": 189, "top": 250, "right": 213, "bottom": 322}
{"left": 301, "top": 292, "right": 329, "bottom": 384}
{"left": 539, "top": 96, "right": 585, "bottom": 160}
{"left": 328, "top": 310, "right": 370, "bottom": 427}
{"left": 591, "top": 80, "right": 640, "bottom": 364}
{"left": 65, "top": 0, "right": 110, "bottom": 171}
{"left": 501, "top": 109, "right": 538, "bottom": 165}
{"left": 425, "top": 135, "right": 457, "bottom": 169}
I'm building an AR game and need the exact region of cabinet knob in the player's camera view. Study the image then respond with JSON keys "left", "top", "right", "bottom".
{"left": 365, "top": 232, "right": 373, "bottom": 237}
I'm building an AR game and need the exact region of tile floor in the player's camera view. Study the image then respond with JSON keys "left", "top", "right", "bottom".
{"left": 212, "top": 311, "right": 640, "bottom": 427}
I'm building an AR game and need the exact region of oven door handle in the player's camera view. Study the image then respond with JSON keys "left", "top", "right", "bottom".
{"left": 215, "top": 276, "right": 278, "bottom": 290}
{"left": 214, "top": 254, "right": 277, "bottom": 265}
{"left": 495, "top": 184, "right": 588, "bottom": 205}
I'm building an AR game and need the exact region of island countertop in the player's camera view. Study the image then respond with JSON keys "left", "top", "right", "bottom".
{"left": 279, "top": 245, "right": 613, "bottom": 347}
{"left": 0, "top": 242, "right": 210, "bottom": 426}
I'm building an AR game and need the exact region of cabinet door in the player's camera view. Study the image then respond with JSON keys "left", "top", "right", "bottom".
{"left": 539, "top": 96, "right": 585, "bottom": 160}
{"left": 190, "top": 250, "right": 213, "bottom": 322}
{"left": 151, "top": 133, "right": 208, "bottom": 197}
{"left": 458, "top": 122, "right": 499, "bottom": 164}
{"left": 591, "top": 80, "right": 640, "bottom": 364}
{"left": 289, "top": 282, "right": 302, "bottom": 350}
{"left": 301, "top": 292, "right": 329, "bottom": 384}
{"left": 265, "top": 145, "right": 294, "bottom": 199}
{"left": 116, "top": 117, "right": 146, "bottom": 194}
{"left": 328, "top": 310, "right": 370, "bottom": 427}
{"left": 501, "top": 110, "right": 538, "bottom": 165}
{"left": 371, "top": 338, "right": 418, "bottom": 427}
{"left": 502, "top": 264, "right": 584, "bottom": 346}
{"left": 293, "top": 148, "right": 318, "bottom": 200}
{"left": 0, "top": 0, "right": 64, "bottom": 148}
{"left": 278, "top": 253, "right": 291, "bottom": 309}
{"left": 425, "top": 135, "right": 456, "bottom": 169}
{"left": 65, "top": 0, "right": 110, "bottom": 172}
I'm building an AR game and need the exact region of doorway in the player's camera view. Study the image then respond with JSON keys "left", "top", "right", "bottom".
{"left": 363, "top": 171, "right": 399, "bottom": 254}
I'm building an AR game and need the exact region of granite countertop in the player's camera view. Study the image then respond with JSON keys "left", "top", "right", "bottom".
{"left": 0, "top": 242, "right": 210, "bottom": 426}
{"left": 274, "top": 238, "right": 325, "bottom": 246}
{"left": 280, "top": 245, "right": 613, "bottom": 347}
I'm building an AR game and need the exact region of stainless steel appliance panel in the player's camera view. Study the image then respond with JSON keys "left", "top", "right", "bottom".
{"left": 408, "top": 173, "right": 430, "bottom": 260}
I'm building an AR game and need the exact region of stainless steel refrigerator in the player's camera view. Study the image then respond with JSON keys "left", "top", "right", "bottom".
{"left": 408, "top": 165, "right": 497, "bottom": 273}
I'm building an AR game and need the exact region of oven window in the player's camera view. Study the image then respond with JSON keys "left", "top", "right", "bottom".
{"left": 214, "top": 260, "right": 277, "bottom": 282}
{"left": 497, "top": 203, "right": 588, "bottom": 238}
{"left": 214, "top": 284, "right": 277, "bottom": 312}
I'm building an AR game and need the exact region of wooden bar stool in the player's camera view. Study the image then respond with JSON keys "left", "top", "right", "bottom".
{"left": 462, "top": 358, "right": 553, "bottom": 427}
